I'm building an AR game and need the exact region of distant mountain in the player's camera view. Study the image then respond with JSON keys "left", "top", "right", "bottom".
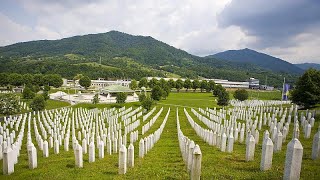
{"left": 0, "top": 31, "right": 299, "bottom": 87}
{"left": 208, "top": 48, "right": 304, "bottom": 74}
{"left": 295, "top": 63, "right": 320, "bottom": 70}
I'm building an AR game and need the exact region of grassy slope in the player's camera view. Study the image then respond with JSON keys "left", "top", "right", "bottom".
{"left": 0, "top": 91, "right": 319, "bottom": 179}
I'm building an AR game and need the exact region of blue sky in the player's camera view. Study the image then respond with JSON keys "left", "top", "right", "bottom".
{"left": 0, "top": 0, "right": 319, "bottom": 63}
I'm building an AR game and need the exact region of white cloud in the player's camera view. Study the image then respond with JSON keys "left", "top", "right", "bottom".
{"left": 6, "top": 0, "right": 245, "bottom": 53}
{"left": 0, "top": 13, "right": 61, "bottom": 46}
{"left": 262, "top": 30, "right": 320, "bottom": 63}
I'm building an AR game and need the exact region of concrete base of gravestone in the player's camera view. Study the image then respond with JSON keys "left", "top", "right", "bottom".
{"left": 283, "top": 138, "right": 303, "bottom": 180}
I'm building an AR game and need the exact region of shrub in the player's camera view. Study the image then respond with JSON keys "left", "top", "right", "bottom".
{"left": 116, "top": 92, "right": 127, "bottom": 104}
{"left": 234, "top": 89, "right": 249, "bottom": 101}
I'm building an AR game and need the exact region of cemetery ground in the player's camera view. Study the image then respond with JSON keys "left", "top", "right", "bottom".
{"left": 0, "top": 91, "right": 320, "bottom": 179}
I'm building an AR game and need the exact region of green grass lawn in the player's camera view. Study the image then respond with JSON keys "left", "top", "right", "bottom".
{"left": 158, "top": 92, "right": 219, "bottom": 109}
{"left": 228, "top": 89, "right": 282, "bottom": 100}
{"left": 0, "top": 91, "right": 319, "bottom": 179}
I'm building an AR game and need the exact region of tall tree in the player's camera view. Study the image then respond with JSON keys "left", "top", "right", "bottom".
{"left": 148, "top": 78, "right": 159, "bottom": 89}
{"left": 116, "top": 92, "right": 127, "bottom": 103}
{"left": 138, "top": 77, "right": 148, "bottom": 88}
{"left": 79, "top": 76, "right": 91, "bottom": 89}
{"left": 30, "top": 95, "right": 46, "bottom": 111}
{"left": 162, "top": 85, "right": 170, "bottom": 99}
{"left": 207, "top": 80, "right": 216, "bottom": 92}
{"left": 291, "top": 68, "right": 320, "bottom": 108}
{"left": 213, "top": 84, "right": 225, "bottom": 97}
{"left": 168, "top": 79, "right": 176, "bottom": 89}
{"left": 151, "top": 85, "right": 163, "bottom": 101}
{"left": 22, "top": 87, "right": 35, "bottom": 99}
{"left": 138, "top": 93, "right": 146, "bottom": 102}
{"left": 33, "top": 74, "right": 44, "bottom": 86}
{"left": 192, "top": 79, "right": 200, "bottom": 92}
{"left": 43, "top": 74, "right": 63, "bottom": 88}
{"left": 159, "top": 78, "right": 167, "bottom": 89}
{"left": 184, "top": 79, "right": 192, "bottom": 92}
{"left": 130, "top": 79, "right": 138, "bottom": 90}
{"left": 217, "top": 89, "right": 229, "bottom": 106}
{"left": 141, "top": 96, "right": 154, "bottom": 111}
{"left": 8, "top": 73, "right": 23, "bottom": 86}
{"left": 200, "top": 80, "right": 208, "bottom": 92}
{"left": 175, "top": 79, "right": 184, "bottom": 93}
{"left": 23, "top": 73, "right": 34, "bottom": 85}
{"left": 0, "top": 73, "right": 9, "bottom": 86}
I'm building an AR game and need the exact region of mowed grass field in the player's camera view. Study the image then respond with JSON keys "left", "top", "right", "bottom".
{"left": 0, "top": 91, "right": 319, "bottom": 179}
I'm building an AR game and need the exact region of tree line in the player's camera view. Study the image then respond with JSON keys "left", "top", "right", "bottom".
{"left": 130, "top": 77, "right": 217, "bottom": 93}
{"left": 0, "top": 72, "right": 63, "bottom": 88}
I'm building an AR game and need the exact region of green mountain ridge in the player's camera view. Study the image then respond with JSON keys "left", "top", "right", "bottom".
{"left": 209, "top": 48, "right": 304, "bottom": 74}
{"left": 0, "top": 31, "right": 299, "bottom": 87}
{"left": 295, "top": 63, "right": 320, "bottom": 70}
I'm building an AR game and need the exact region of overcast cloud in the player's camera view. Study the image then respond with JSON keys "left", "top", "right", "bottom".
{"left": 0, "top": 0, "right": 319, "bottom": 63}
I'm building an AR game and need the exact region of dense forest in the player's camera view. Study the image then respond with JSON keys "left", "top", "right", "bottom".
{"left": 0, "top": 31, "right": 300, "bottom": 87}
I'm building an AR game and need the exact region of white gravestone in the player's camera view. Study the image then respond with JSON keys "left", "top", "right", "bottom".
{"left": 283, "top": 138, "right": 303, "bottom": 180}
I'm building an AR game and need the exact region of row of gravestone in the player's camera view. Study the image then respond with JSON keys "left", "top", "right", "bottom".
{"left": 230, "top": 99, "right": 292, "bottom": 107}
{"left": 177, "top": 108, "right": 202, "bottom": 180}
{"left": 141, "top": 107, "right": 163, "bottom": 135}
{"left": 1, "top": 105, "right": 158, "bottom": 175}
{"left": 185, "top": 104, "right": 320, "bottom": 180}
{"left": 2, "top": 104, "right": 169, "bottom": 176}
{"left": 139, "top": 108, "right": 170, "bottom": 159}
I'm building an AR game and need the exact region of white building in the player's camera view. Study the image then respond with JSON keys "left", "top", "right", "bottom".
{"left": 206, "top": 79, "right": 249, "bottom": 89}
{"left": 67, "top": 78, "right": 131, "bottom": 89}
{"left": 248, "top": 78, "right": 260, "bottom": 89}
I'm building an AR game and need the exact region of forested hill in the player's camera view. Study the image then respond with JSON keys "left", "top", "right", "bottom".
{"left": 209, "top": 48, "right": 304, "bottom": 74}
{"left": 0, "top": 31, "right": 195, "bottom": 67}
{"left": 0, "top": 31, "right": 298, "bottom": 87}
{"left": 295, "top": 63, "right": 320, "bottom": 70}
